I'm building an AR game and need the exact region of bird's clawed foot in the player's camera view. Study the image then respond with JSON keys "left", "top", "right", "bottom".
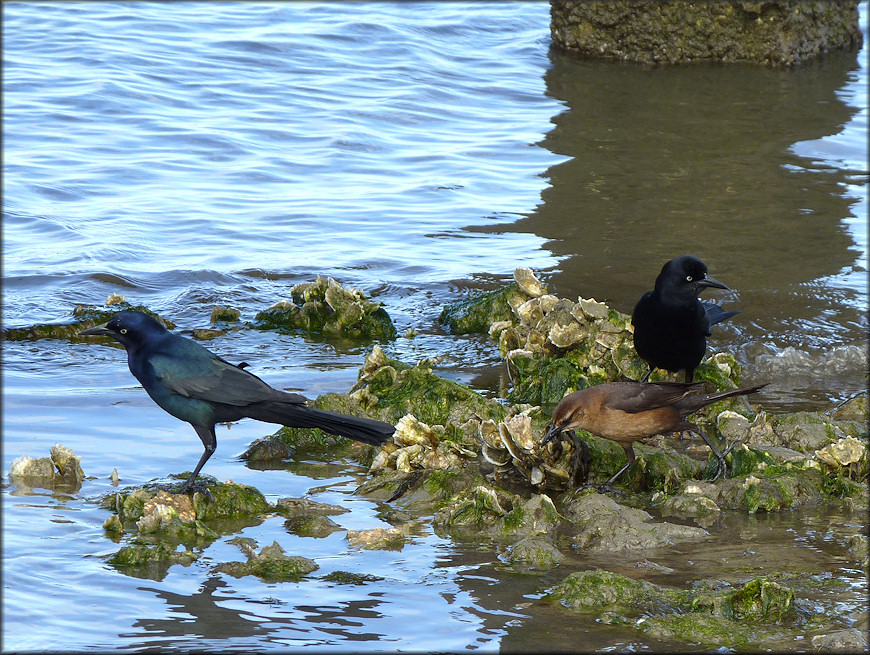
{"left": 576, "top": 482, "right": 626, "bottom": 497}
{"left": 173, "top": 478, "right": 214, "bottom": 501}
{"left": 708, "top": 439, "right": 740, "bottom": 482}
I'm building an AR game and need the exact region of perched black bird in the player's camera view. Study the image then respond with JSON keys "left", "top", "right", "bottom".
{"left": 632, "top": 255, "right": 739, "bottom": 383}
{"left": 81, "top": 311, "right": 395, "bottom": 492}
{"left": 543, "top": 380, "right": 767, "bottom": 489}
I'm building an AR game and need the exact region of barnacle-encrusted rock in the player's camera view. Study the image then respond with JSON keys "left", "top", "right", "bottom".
{"left": 101, "top": 479, "right": 270, "bottom": 539}
{"left": 346, "top": 345, "right": 507, "bottom": 426}
{"left": 253, "top": 276, "right": 396, "bottom": 340}
{"left": 2, "top": 301, "right": 174, "bottom": 342}
{"left": 434, "top": 486, "right": 560, "bottom": 540}
{"left": 9, "top": 443, "right": 85, "bottom": 490}
{"left": 815, "top": 436, "right": 867, "bottom": 480}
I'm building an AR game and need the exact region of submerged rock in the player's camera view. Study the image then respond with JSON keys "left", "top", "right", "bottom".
{"left": 216, "top": 539, "right": 318, "bottom": 582}
{"left": 252, "top": 276, "right": 396, "bottom": 340}
{"left": 501, "top": 535, "right": 565, "bottom": 570}
{"left": 210, "top": 305, "right": 241, "bottom": 323}
{"left": 546, "top": 569, "right": 800, "bottom": 650}
{"left": 2, "top": 300, "right": 174, "bottom": 342}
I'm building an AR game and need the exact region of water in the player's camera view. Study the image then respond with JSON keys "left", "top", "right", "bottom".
{"left": 3, "top": 2, "right": 867, "bottom": 651}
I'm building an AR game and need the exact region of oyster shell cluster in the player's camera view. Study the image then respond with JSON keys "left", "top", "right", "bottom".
{"left": 492, "top": 268, "right": 642, "bottom": 385}
{"left": 370, "top": 414, "right": 478, "bottom": 473}
{"left": 370, "top": 407, "right": 585, "bottom": 491}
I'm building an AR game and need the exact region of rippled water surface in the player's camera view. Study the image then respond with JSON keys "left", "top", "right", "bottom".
{"left": 3, "top": 2, "right": 867, "bottom": 651}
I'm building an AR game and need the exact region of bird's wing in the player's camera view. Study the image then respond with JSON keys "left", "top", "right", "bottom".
{"left": 147, "top": 341, "right": 307, "bottom": 407}
{"left": 607, "top": 382, "right": 705, "bottom": 413}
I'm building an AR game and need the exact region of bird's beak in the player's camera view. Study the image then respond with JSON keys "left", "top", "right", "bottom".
{"left": 79, "top": 322, "right": 113, "bottom": 337}
{"left": 697, "top": 274, "right": 729, "bottom": 291}
{"left": 542, "top": 424, "right": 561, "bottom": 446}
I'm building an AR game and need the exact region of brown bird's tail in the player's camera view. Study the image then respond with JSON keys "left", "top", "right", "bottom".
{"left": 677, "top": 382, "right": 768, "bottom": 416}
{"left": 244, "top": 401, "right": 395, "bottom": 446}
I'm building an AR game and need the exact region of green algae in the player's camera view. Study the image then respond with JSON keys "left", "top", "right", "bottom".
{"left": 546, "top": 568, "right": 799, "bottom": 650}
{"left": 109, "top": 542, "right": 197, "bottom": 568}
{"left": 210, "top": 305, "right": 241, "bottom": 323}
{"left": 252, "top": 276, "right": 396, "bottom": 340}
{"left": 349, "top": 346, "right": 507, "bottom": 426}
{"left": 215, "top": 540, "right": 318, "bottom": 582}
{"left": 438, "top": 282, "right": 524, "bottom": 334}
{"left": 3, "top": 302, "right": 174, "bottom": 342}
{"left": 321, "top": 571, "right": 384, "bottom": 584}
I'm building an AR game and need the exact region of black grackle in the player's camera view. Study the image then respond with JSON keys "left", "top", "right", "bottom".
{"left": 81, "top": 311, "right": 394, "bottom": 492}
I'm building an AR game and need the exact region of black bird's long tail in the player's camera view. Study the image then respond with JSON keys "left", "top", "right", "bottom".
{"left": 244, "top": 402, "right": 395, "bottom": 446}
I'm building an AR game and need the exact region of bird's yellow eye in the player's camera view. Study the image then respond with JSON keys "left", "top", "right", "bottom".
{"left": 686, "top": 275, "right": 693, "bottom": 282}
{"left": 120, "top": 328, "right": 127, "bottom": 334}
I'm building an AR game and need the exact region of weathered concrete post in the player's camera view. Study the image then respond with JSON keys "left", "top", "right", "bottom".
{"left": 550, "top": 0, "right": 863, "bottom": 65}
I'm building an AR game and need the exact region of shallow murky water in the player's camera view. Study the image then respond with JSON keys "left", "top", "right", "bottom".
{"left": 3, "top": 2, "right": 867, "bottom": 651}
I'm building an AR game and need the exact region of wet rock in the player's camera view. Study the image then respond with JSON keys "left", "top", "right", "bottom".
{"left": 241, "top": 435, "right": 294, "bottom": 461}
{"left": 2, "top": 301, "right": 174, "bottom": 342}
{"left": 550, "top": 0, "right": 862, "bottom": 66}
{"left": 191, "top": 328, "right": 225, "bottom": 340}
{"left": 716, "top": 469, "right": 827, "bottom": 514}
{"left": 252, "top": 276, "right": 396, "bottom": 340}
{"left": 210, "top": 305, "right": 240, "bottom": 323}
{"left": 101, "top": 479, "right": 271, "bottom": 540}
{"left": 832, "top": 392, "right": 868, "bottom": 423}
{"left": 215, "top": 540, "right": 318, "bottom": 582}
{"left": 562, "top": 491, "right": 709, "bottom": 552}
{"left": 546, "top": 569, "right": 798, "bottom": 650}
{"left": 346, "top": 527, "right": 405, "bottom": 550}
{"left": 501, "top": 535, "right": 565, "bottom": 570}
{"left": 717, "top": 410, "right": 751, "bottom": 442}
{"left": 108, "top": 542, "right": 197, "bottom": 576}
{"left": 545, "top": 568, "right": 669, "bottom": 616}
{"left": 284, "top": 514, "right": 342, "bottom": 538}
{"left": 102, "top": 514, "right": 123, "bottom": 536}
{"left": 434, "top": 486, "right": 560, "bottom": 540}
{"left": 275, "top": 497, "right": 349, "bottom": 517}
{"left": 654, "top": 482, "right": 722, "bottom": 527}
{"left": 748, "top": 410, "right": 852, "bottom": 453}
{"left": 9, "top": 443, "right": 84, "bottom": 491}
{"left": 321, "top": 571, "right": 384, "bottom": 585}
{"left": 810, "top": 628, "right": 869, "bottom": 653}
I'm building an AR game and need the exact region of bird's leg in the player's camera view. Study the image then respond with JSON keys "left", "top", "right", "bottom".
{"left": 580, "top": 444, "right": 633, "bottom": 495}
{"left": 640, "top": 369, "right": 652, "bottom": 383}
{"left": 694, "top": 427, "right": 729, "bottom": 481}
{"left": 176, "top": 425, "right": 217, "bottom": 496}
